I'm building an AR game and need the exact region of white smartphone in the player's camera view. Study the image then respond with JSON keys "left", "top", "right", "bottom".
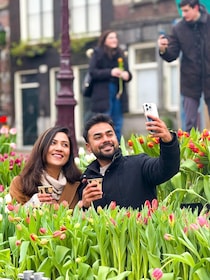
{"left": 143, "top": 103, "right": 159, "bottom": 133}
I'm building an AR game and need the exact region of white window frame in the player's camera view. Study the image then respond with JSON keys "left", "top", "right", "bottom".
{"left": 19, "top": 0, "right": 53, "bottom": 43}
{"left": 128, "top": 42, "right": 158, "bottom": 113}
{"left": 72, "top": 65, "right": 87, "bottom": 142}
{"left": 129, "top": 42, "right": 180, "bottom": 114}
{"left": 70, "top": 0, "right": 101, "bottom": 38}
{"left": 14, "top": 70, "right": 39, "bottom": 149}
{"left": 163, "top": 59, "right": 180, "bottom": 112}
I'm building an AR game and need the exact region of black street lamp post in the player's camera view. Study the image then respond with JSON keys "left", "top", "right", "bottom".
{"left": 55, "top": 0, "right": 78, "bottom": 156}
{"left": 0, "top": 22, "right": 6, "bottom": 127}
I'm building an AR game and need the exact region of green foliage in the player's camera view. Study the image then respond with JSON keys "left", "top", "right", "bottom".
{"left": 71, "top": 36, "right": 97, "bottom": 53}
{"left": 0, "top": 128, "right": 210, "bottom": 279}
{"left": 0, "top": 127, "right": 27, "bottom": 192}
{"left": 0, "top": 201, "right": 209, "bottom": 279}
{"left": 10, "top": 41, "right": 48, "bottom": 65}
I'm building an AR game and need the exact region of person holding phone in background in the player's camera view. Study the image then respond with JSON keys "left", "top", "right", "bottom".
{"left": 9, "top": 126, "right": 81, "bottom": 208}
{"left": 79, "top": 114, "right": 180, "bottom": 210}
{"left": 157, "top": 0, "right": 210, "bottom": 133}
{"left": 87, "top": 30, "right": 132, "bottom": 142}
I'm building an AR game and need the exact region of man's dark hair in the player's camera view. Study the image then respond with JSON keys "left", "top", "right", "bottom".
{"left": 179, "top": 0, "right": 200, "bottom": 8}
{"left": 83, "top": 114, "right": 115, "bottom": 142}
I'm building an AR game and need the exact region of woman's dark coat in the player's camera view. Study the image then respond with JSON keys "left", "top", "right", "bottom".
{"left": 89, "top": 47, "right": 132, "bottom": 113}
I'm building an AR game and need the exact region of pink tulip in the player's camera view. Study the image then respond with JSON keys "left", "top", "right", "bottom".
{"left": 164, "top": 233, "right": 173, "bottom": 241}
{"left": 39, "top": 227, "right": 47, "bottom": 234}
{"left": 197, "top": 216, "right": 208, "bottom": 227}
{"left": 152, "top": 199, "right": 158, "bottom": 210}
{"left": 53, "top": 230, "right": 62, "bottom": 238}
{"left": 61, "top": 200, "right": 69, "bottom": 208}
{"left": 60, "top": 233, "right": 66, "bottom": 240}
{"left": 109, "top": 201, "right": 116, "bottom": 210}
{"left": 16, "top": 240, "right": 21, "bottom": 246}
{"left": 190, "top": 223, "right": 199, "bottom": 230}
{"left": 0, "top": 185, "right": 4, "bottom": 192}
{"left": 9, "top": 127, "right": 17, "bottom": 135}
{"left": 7, "top": 204, "right": 15, "bottom": 211}
{"left": 152, "top": 268, "right": 163, "bottom": 280}
{"left": 145, "top": 200, "right": 151, "bottom": 209}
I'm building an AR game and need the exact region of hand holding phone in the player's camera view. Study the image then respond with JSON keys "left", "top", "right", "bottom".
{"left": 143, "top": 103, "right": 159, "bottom": 134}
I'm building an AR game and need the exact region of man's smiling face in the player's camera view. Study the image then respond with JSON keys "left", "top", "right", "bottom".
{"left": 86, "top": 122, "right": 119, "bottom": 166}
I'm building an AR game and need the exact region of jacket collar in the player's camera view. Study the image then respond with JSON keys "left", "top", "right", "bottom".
{"left": 87, "top": 148, "right": 122, "bottom": 173}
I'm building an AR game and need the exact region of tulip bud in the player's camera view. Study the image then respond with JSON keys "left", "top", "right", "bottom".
{"left": 7, "top": 204, "right": 15, "bottom": 211}
{"left": 109, "top": 201, "right": 116, "bottom": 210}
{"left": 60, "top": 233, "right": 66, "bottom": 240}
{"left": 152, "top": 268, "right": 163, "bottom": 280}
{"left": 16, "top": 224, "right": 22, "bottom": 231}
{"left": 53, "top": 230, "right": 62, "bottom": 238}
{"left": 197, "top": 216, "right": 208, "bottom": 227}
{"left": 30, "top": 234, "right": 38, "bottom": 241}
{"left": 16, "top": 240, "right": 21, "bottom": 246}
{"left": 39, "top": 227, "right": 47, "bottom": 234}
{"left": 40, "top": 238, "right": 49, "bottom": 245}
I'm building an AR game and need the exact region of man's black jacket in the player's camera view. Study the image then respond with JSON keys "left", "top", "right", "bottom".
{"left": 79, "top": 133, "right": 180, "bottom": 209}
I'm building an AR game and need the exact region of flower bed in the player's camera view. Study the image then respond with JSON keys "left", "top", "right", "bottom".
{"left": 0, "top": 200, "right": 209, "bottom": 279}
{"left": 0, "top": 128, "right": 210, "bottom": 279}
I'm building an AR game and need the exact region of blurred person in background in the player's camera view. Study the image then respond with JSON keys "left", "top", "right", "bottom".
{"left": 87, "top": 30, "right": 132, "bottom": 142}
{"left": 158, "top": 0, "right": 210, "bottom": 133}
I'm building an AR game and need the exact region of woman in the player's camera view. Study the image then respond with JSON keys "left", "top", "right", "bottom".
{"left": 9, "top": 126, "right": 82, "bottom": 208}
{"left": 88, "top": 30, "right": 132, "bottom": 142}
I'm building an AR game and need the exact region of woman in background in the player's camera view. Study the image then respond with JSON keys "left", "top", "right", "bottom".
{"left": 9, "top": 126, "right": 81, "bottom": 208}
{"left": 88, "top": 30, "right": 132, "bottom": 142}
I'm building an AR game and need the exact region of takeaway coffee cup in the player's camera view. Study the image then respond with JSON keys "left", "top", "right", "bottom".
{"left": 38, "top": 185, "right": 53, "bottom": 194}
{"left": 87, "top": 178, "right": 103, "bottom": 190}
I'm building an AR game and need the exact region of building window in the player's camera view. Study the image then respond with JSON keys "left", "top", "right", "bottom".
{"left": 129, "top": 43, "right": 179, "bottom": 113}
{"left": 20, "top": 0, "right": 53, "bottom": 42}
{"left": 70, "top": 0, "right": 100, "bottom": 36}
{"left": 129, "top": 43, "right": 159, "bottom": 113}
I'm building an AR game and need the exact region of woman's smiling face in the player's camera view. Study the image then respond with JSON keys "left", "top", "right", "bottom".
{"left": 46, "top": 132, "right": 70, "bottom": 170}
{"left": 104, "top": 32, "right": 118, "bottom": 49}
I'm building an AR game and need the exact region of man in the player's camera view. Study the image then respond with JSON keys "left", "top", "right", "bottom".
{"left": 158, "top": 0, "right": 210, "bottom": 132}
{"left": 79, "top": 114, "right": 180, "bottom": 209}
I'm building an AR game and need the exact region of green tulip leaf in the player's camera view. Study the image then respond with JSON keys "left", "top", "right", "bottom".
{"left": 0, "top": 248, "right": 11, "bottom": 263}
{"left": 192, "top": 265, "right": 210, "bottom": 280}
{"left": 54, "top": 245, "right": 71, "bottom": 264}
{"left": 180, "top": 159, "right": 198, "bottom": 172}
{"left": 19, "top": 240, "right": 30, "bottom": 263}
{"left": 203, "top": 175, "right": 210, "bottom": 201}
{"left": 165, "top": 252, "right": 195, "bottom": 267}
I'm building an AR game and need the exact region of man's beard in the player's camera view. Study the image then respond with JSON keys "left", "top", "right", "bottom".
{"left": 94, "top": 143, "right": 118, "bottom": 161}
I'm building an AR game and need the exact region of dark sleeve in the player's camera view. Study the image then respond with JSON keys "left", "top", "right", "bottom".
{"left": 160, "top": 26, "right": 181, "bottom": 62}
{"left": 89, "top": 48, "right": 112, "bottom": 81}
{"left": 142, "top": 132, "right": 180, "bottom": 186}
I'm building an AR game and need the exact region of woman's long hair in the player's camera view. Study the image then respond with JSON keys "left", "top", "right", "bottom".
{"left": 20, "top": 126, "right": 81, "bottom": 197}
